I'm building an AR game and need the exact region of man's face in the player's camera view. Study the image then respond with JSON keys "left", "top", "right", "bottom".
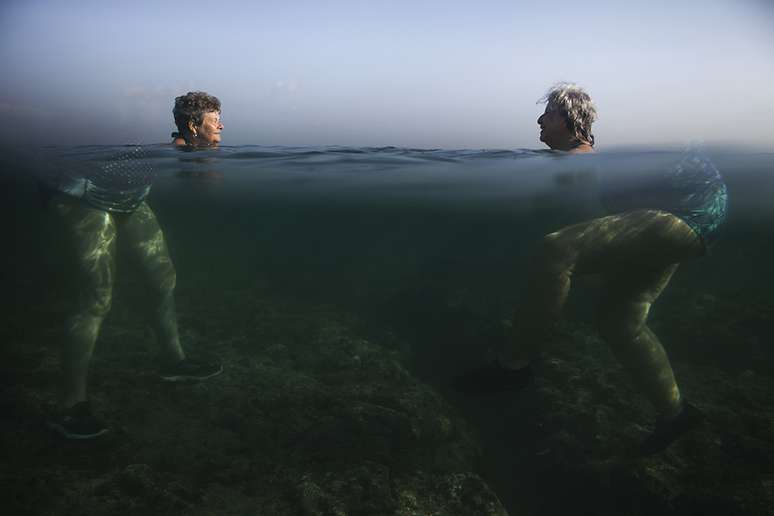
{"left": 537, "top": 105, "right": 570, "bottom": 149}
{"left": 194, "top": 111, "right": 224, "bottom": 146}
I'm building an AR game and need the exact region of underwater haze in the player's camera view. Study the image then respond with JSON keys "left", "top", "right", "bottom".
{"left": 2, "top": 145, "right": 774, "bottom": 515}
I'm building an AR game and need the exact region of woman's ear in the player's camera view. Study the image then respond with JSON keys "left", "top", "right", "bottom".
{"left": 187, "top": 120, "right": 197, "bottom": 135}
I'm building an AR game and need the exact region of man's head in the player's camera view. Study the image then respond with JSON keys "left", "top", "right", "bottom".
{"left": 537, "top": 83, "right": 596, "bottom": 151}
{"left": 173, "top": 91, "right": 223, "bottom": 146}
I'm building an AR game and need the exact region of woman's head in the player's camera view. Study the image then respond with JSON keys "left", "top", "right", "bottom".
{"left": 172, "top": 91, "right": 223, "bottom": 146}
{"left": 537, "top": 82, "right": 596, "bottom": 151}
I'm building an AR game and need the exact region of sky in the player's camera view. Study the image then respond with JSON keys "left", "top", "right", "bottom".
{"left": 0, "top": 0, "right": 772, "bottom": 149}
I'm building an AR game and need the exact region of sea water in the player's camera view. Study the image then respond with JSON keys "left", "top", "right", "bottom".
{"left": 1, "top": 144, "right": 773, "bottom": 514}
{"left": 3, "top": 143, "right": 773, "bottom": 371}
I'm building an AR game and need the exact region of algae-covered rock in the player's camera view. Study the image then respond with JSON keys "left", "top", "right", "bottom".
{"left": 504, "top": 318, "right": 774, "bottom": 516}
{"left": 0, "top": 290, "right": 505, "bottom": 515}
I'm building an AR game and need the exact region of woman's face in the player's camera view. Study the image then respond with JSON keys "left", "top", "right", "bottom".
{"left": 191, "top": 111, "right": 223, "bottom": 146}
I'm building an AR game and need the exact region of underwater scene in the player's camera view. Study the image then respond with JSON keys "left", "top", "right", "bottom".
{"left": 1, "top": 145, "right": 773, "bottom": 515}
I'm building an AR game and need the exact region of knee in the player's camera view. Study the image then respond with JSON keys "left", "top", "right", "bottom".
{"left": 598, "top": 318, "right": 636, "bottom": 343}
{"left": 532, "top": 232, "right": 577, "bottom": 274}
{"left": 80, "top": 284, "right": 113, "bottom": 318}
{"left": 161, "top": 265, "right": 177, "bottom": 293}
{"left": 597, "top": 304, "right": 648, "bottom": 343}
{"left": 151, "top": 261, "right": 177, "bottom": 295}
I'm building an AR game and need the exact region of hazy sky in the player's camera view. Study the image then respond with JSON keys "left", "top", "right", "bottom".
{"left": 1, "top": 0, "right": 772, "bottom": 148}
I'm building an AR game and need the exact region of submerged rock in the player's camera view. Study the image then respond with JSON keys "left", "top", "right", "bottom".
{"left": 0, "top": 290, "right": 506, "bottom": 515}
{"left": 495, "top": 322, "right": 774, "bottom": 516}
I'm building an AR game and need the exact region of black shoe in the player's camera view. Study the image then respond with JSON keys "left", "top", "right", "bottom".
{"left": 639, "top": 402, "right": 705, "bottom": 456}
{"left": 47, "top": 401, "right": 110, "bottom": 440}
{"left": 452, "top": 360, "right": 534, "bottom": 395}
{"left": 159, "top": 358, "right": 223, "bottom": 383}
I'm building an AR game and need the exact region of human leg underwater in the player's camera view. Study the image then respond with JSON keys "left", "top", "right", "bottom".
{"left": 120, "top": 202, "right": 184, "bottom": 364}
{"left": 52, "top": 195, "right": 118, "bottom": 410}
{"left": 456, "top": 209, "right": 707, "bottom": 451}
{"left": 120, "top": 202, "right": 222, "bottom": 381}
{"left": 46, "top": 196, "right": 116, "bottom": 438}
{"left": 457, "top": 210, "right": 704, "bottom": 400}
{"left": 597, "top": 264, "right": 683, "bottom": 417}
{"left": 509, "top": 209, "right": 704, "bottom": 369}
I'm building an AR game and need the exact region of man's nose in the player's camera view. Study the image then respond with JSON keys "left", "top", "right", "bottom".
{"left": 537, "top": 114, "right": 544, "bottom": 125}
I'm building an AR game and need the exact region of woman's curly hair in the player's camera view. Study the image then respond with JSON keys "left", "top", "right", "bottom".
{"left": 540, "top": 82, "right": 597, "bottom": 147}
{"left": 172, "top": 91, "right": 221, "bottom": 140}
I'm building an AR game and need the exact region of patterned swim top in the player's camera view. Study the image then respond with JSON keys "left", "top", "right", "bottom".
{"left": 600, "top": 153, "right": 728, "bottom": 246}
{"left": 54, "top": 146, "right": 156, "bottom": 213}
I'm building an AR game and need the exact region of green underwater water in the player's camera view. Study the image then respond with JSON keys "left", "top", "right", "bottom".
{"left": 2, "top": 145, "right": 774, "bottom": 515}
{"left": 140, "top": 146, "right": 774, "bottom": 377}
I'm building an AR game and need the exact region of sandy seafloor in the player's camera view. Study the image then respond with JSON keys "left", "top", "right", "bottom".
{"left": 1, "top": 147, "right": 773, "bottom": 515}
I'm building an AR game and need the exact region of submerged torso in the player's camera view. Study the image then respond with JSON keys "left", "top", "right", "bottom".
{"left": 50, "top": 146, "right": 156, "bottom": 213}
{"left": 600, "top": 153, "right": 728, "bottom": 246}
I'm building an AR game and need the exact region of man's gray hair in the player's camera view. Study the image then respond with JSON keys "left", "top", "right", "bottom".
{"left": 540, "top": 82, "right": 597, "bottom": 147}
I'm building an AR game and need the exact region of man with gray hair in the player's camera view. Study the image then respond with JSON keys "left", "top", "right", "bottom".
{"left": 537, "top": 82, "right": 596, "bottom": 152}
{"left": 455, "top": 83, "right": 727, "bottom": 455}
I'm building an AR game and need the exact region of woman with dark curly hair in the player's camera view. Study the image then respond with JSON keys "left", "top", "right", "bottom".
{"left": 172, "top": 91, "right": 224, "bottom": 147}
{"left": 45, "top": 92, "right": 225, "bottom": 440}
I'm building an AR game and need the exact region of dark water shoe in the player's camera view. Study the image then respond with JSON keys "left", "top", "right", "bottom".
{"left": 639, "top": 402, "right": 705, "bottom": 456}
{"left": 159, "top": 358, "right": 223, "bottom": 382}
{"left": 47, "top": 401, "right": 110, "bottom": 440}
